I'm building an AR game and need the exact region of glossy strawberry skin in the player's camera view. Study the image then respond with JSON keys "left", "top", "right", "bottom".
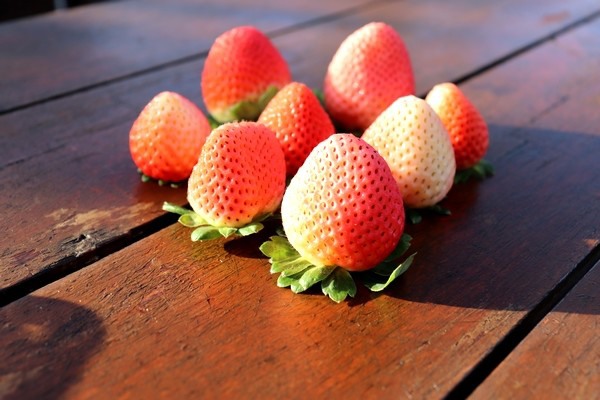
{"left": 129, "top": 91, "right": 211, "bottom": 182}
{"left": 281, "top": 134, "right": 405, "bottom": 271}
{"left": 362, "top": 95, "right": 456, "bottom": 208}
{"left": 324, "top": 22, "right": 415, "bottom": 131}
{"left": 202, "top": 26, "right": 291, "bottom": 123}
{"left": 187, "top": 122, "right": 286, "bottom": 228}
{"left": 258, "top": 82, "right": 335, "bottom": 176}
{"left": 425, "top": 82, "right": 489, "bottom": 169}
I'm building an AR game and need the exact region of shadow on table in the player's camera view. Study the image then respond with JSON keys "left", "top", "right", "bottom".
{"left": 0, "top": 296, "right": 106, "bottom": 399}
{"left": 381, "top": 124, "right": 600, "bottom": 315}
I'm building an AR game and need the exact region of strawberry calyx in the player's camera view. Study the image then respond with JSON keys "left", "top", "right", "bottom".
{"left": 454, "top": 159, "right": 494, "bottom": 184}
{"left": 405, "top": 204, "right": 452, "bottom": 225}
{"left": 163, "top": 202, "right": 268, "bottom": 241}
{"left": 213, "top": 85, "right": 280, "bottom": 122}
{"left": 138, "top": 169, "right": 184, "bottom": 188}
{"left": 259, "top": 234, "right": 415, "bottom": 303}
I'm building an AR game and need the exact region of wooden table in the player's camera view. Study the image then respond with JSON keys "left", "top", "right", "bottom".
{"left": 1, "top": 0, "right": 599, "bottom": 398}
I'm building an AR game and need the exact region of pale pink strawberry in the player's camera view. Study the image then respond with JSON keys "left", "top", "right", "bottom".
{"left": 362, "top": 95, "right": 456, "bottom": 208}
{"left": 202, "top": 26, "right": 291, "bottom": 123}
{"left": 324, "top": 22, "right": 414, "bottom": 131}
{"left": 187, "top": 121, "right": 286, "bottom": 228}
{"left": 281, "top": 134, "right": 405, "bottom": 271}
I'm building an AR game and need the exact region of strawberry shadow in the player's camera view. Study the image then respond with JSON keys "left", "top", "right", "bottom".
{"left": 0, "top": 296, "right": 106, "bottom": 399}
{"left": 382, "top": 125, "right": 600, "bottom": 315}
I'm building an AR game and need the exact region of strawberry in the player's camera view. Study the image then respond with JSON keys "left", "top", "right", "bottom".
{"left": 362, "top": 95, "right": 456, "bottom": 208}
{"left": 129, "top": 91, "right": 211, "bottom": 183}
{"left": 324, "top": 22, "right": 415, "bottom": 131}
{"left": 260, "top": 134, "right": 414, "bottom": 302}
{"left": 202, "top": 26, "right": 291, "bottom": 123}
{"left": 425, "top": 82, "right": 489, "bottom": 170}
{"left": 281, "top": 134, "right": 405, "bottom": 271}
{"left": 179, "top": 121, "right": 286, "bottom": 239}
{"left": 257, "top": 82, "right": 335, "bottom": 176}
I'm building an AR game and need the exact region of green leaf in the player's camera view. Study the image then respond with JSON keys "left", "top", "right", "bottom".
{"left": 259, "top": 236, "right": 300, "bottom": 261}
{"left": 313, "top": 88, "right": 325, "bottom": 108}
{"left": 277, "top": 259, "right": 313, "bottom": 276}
{"left": 427, "top": 204, "right": 451, "bottom": 216}
{"left": 277, "top": 271, "right": 304, "bottom": 289}
{"left": 218, "top": 227, "right": 238, "bottom": 238}
{"left": 238, "top": 222, "right": 264, "bottom": 236}
{"left": 384, "top": 234, "right": 412, "bottom": 262}
{"left": 363, "top": 253, "right": 416, "bottom": 292}
{"left": 298, "top": 266, "right": 335, "bottom": 291}
{"left": 178, "top": 212, "right": 207, "bottom": 227}
{"left": 454, "top": 159, "right": 494, "bottom": 183}
{"left": 258, "top": 85, "right": 280, "bottom": 110}
{"left": 321, "top": 268, "right": 357, "bottom": 303}
{"left": 405, "top": 208, "right": 422, "bottom": 224}
{"left": 191, "top": 226, "right": 223, "bottom": 241}
{"left": 162, "top": 202, "right": 191, "bottom": 216}
{"left": 230, "top": 86, "right": 279, "bottom": 121}
{"left": 207, "top": 113, "right": 222, "bottom": 129}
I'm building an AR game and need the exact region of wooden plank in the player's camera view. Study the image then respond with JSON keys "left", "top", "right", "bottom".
{"left": 1, "top": 15, "right": 599, "bottom": 399}
{"left": 471, "top": 262, "right": 600, "bottom": 399}
{"left": 2, "top": 0, "right": 600, "bottom": 294}
{"left": 279, "top": 0, "right": 600, "bottom": 93}
{"left": 0, "top": 0, "right": 377, "bottom": 113}
{"left": 2, "top": 0, "right": 600, "bottom": 113}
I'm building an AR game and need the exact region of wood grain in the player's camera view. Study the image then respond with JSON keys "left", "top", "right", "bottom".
{"left": 0, "top": 0, "right": 378, "bottom": 113}
{"left": 2, "top": 0, "right": 600, "bottom": 294}
{"left": 471, "top": 262, "right": 599, "bottom": 399}
{"left": 277, "top": 0, "right": 600, "bottom": 93}
{"left": 1, "top": 14, "right": 599, "bottom": 399}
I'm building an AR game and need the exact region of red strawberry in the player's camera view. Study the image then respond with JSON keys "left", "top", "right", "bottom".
{"left": 362, "top": 95, "right": 456, "bottom": 208}
{"left": 258, "top": 82, "right": 335, "bottom": 175}
{"left": 202, "top": 26, "right": 291, "bottom": 123}
{"left": 281, "top": 134, "right": 405, "bottom": 272}
{"left": 187, "top": 121, "right": 286, "bottom": 229}
{"left": 425, "top": 82, "right": 489, "bottom": 170}
{"left": 324, "top": 22, "right": 415, "bottom": 131}
{"left": 129, "top": 91, "right": 211, "bottom": 182}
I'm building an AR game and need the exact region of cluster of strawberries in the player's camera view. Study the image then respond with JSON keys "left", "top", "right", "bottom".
{"left": 129, "top": 23, "right": 491, "bottom": 302}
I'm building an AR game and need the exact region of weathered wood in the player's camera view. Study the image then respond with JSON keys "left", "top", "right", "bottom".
{"left": 1, "top": 14, "right": 599, "bottom": 399}
{"left": 471, "top": 262, "right": 600, "bottom": 399}
{"left": 2, "top": 0, "right": 600, "bottom": 294}
{"left": 0, "top": 0, "right": 379, "bottom": 113}
{"left": 278, "top": 0, "right": 600, "bottom": 93}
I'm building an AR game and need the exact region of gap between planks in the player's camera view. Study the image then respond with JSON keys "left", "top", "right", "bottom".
{"left": 1, "top": 0, "right": 599, "bottom": 311}
{"left": 444, "top": 242, "right": 600, "bottom": 399}
{"left": 0, "top": 212, "right": 179, "bottom": 307}
{"left": 0, "top": 0, "right": 397, "bottom": 116}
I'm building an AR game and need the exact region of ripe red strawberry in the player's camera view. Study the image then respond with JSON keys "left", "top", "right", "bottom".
{"left": 202, "top": 26, "right": 291, "bottom": 123}
{"left": 257, "top": 82, "right": 335, "bottom": 176}
{"left": 362, "top": 95, "right": 456, "bottom": 208}
{"left": 324, "top": 22, "right": 415, "bottom": 131}
{"left": 281, "top": 134, "right": 405, "bottom": 272}
{"left": 425, "top": 82, "right": 489, "bottom": 170}
{"left": 187, "top": 121, "right": 286, "bottom": 229}
{"left": 129, "top": 91, "right": 211, "bottom": 182}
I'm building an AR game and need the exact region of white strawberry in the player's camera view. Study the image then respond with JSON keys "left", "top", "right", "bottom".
{"left": 362, "top": 95, "right": 456, "bottom": 208}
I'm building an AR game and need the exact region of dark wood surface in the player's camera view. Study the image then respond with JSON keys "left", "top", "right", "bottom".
{"left": 472, "top": 261, "right": 599, "bottom": 399}
{"left": 0, "top": 0, "right": 598, "bottom": 398}
{"left": 2, "top": 0, "right": 600, "bottom": 295}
